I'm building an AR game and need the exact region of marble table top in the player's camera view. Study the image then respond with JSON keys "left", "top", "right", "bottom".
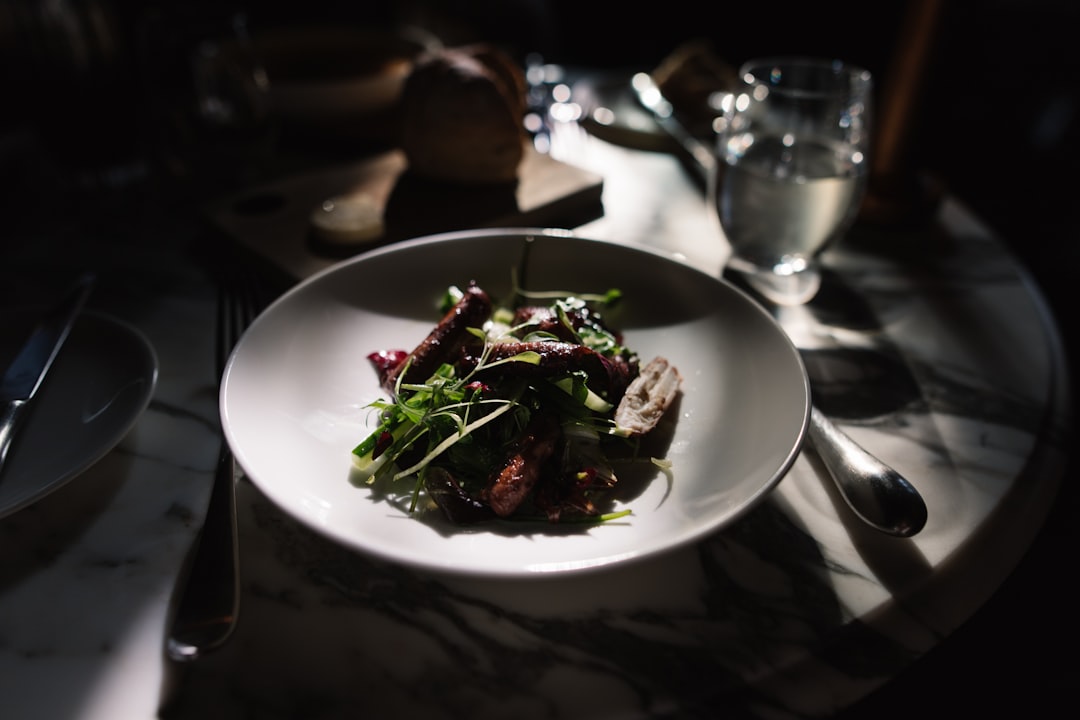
{"left": 0, "top": 100, "right": 1071, "bottom": 720}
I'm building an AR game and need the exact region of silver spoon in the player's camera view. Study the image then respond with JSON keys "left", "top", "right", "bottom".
{"left": 806, "top": 405, "right": 927, "bottom": 537}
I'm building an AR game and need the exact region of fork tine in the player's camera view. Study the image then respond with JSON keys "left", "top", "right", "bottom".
{"left": 216, "top": 264, "right": 264, "bottom": 381}
{"left": 215, "top": 283, "right": 231, "bottom": 380}
{"left": 234, "top": 266, "right": 261, "bottom": 338}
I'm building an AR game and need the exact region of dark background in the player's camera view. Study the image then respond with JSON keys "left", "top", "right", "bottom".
{"left": 1, "top": 0, "right": 1076, "bottom": 715}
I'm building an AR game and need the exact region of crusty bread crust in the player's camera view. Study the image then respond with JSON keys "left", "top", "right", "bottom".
{"left": 399, "top": 45, "right": 526, "bottom": 185}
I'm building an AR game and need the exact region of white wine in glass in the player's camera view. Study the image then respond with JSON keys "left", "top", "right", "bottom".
{"left": 711, "top": 57, "right": 873, "bottom": 305}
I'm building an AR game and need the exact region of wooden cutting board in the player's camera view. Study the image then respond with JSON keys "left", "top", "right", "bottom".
{"left": 205, "top": 146, "right": 604, "bottom": 281}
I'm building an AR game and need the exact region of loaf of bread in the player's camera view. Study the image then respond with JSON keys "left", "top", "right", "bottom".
{"left": 399, "top": 44, "right": 527, "bottom": 185}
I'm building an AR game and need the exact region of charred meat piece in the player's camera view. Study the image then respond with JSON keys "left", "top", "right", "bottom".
{"left": 532, "top": 464, "right": 618, "bottom": 522}
{"left": 511, "top": 305, "right": 574, "bottom": 341}
{"left": 512, "top": 304, "right": 623, "bottom": 345}
{"left": 382, "top": 282, "right": 493, "bottom": 393}
{"left": 482, "top": 411, "right": 561, "bottom": 517}
{"left": 614, "top": 356, "right": 683, "bottom": 436}
{"left": 461, "top": 340, "right": 637, "bottom": 402}
{"left": 424, "top": 466, "right": 497, "bottom": 524}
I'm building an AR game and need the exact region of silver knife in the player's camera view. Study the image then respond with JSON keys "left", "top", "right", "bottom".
{"left": 0, "top": 272, "right": 96, "bottom": 476}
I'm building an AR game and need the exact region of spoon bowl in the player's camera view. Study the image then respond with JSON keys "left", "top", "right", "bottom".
{"left": 806, "top": 405, "right": 927, "bottom": 537}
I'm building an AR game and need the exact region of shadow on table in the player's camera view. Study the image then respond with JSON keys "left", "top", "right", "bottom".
{"left": 158, "top": 453, "right": 937, "bottom": 720}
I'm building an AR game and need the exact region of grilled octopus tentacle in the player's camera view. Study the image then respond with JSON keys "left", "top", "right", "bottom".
{"left": 482, "top": 411, "right": 561, "bottom": 517}
{"left": 383, "top": 282, "right": 492, "bottom": 393}
{"left": 462, "top": 340, "right": 636, "bottom": 402}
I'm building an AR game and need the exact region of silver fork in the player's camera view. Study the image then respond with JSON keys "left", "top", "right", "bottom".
{"left": 166, "top": 264, "right": 262, "bottom": 662}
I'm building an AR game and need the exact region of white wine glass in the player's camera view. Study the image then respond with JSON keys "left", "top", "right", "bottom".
{"left": 710, "top": 57, "right": 873, "bottom": 305}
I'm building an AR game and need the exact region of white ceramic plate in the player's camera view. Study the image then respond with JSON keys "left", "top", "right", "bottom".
{"left": 221, "top": 229, "right": 809, "bottom": 577}
{"left": 0, "top": 310, "right": 158, "bottom": 518}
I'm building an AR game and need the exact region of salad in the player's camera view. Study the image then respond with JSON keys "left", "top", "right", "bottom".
{"left": 350, "top": 277, "right": 682, "bottom": 525}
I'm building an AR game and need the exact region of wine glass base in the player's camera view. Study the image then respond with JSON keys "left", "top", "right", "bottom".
{"left": 729, "top": 263, "right": 822, "bottom": 306}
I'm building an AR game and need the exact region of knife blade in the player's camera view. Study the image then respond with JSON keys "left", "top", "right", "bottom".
{"left": 0, "top": 272, "right": 95, "bottom": 475}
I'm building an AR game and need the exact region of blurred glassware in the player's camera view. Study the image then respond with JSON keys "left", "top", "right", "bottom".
{"left": 709, "top": 57, "right": 873, "bottom": 305}
{"left": 131, "top": 5, "right": 281, "bottom": 195}
{"left": 132, "top": 7, "right": 437, "bottom": 196}
{"left": 186, "top": 20, "right": 439, "bottom": 166}
{"left": 191, "top": 13, "right": 269, "bottom": 133}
